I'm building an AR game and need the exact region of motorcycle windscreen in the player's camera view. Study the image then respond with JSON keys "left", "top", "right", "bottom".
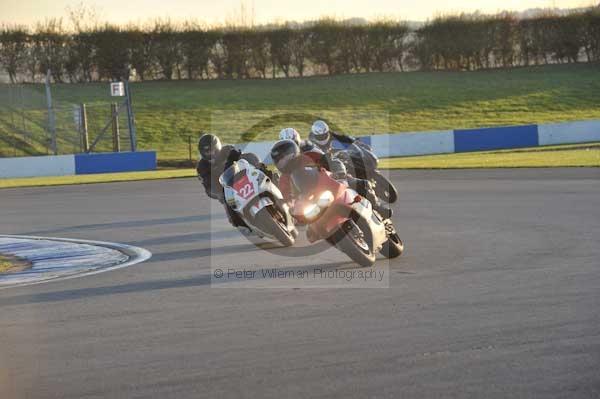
{"left": 345, "top": 143, "right": 364, "bottom": 158}
{"left": 290, "top": 166, "right": 321, "bottom": 195}
{"left": 346, "top": 143, "right": 377, "bottom": 176}
{"left": 219, "top": 163, "right": 242, "bottom": 187}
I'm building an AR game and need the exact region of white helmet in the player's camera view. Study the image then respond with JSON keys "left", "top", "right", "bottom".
{"left": 310, "top": 120, "right": 330, "bottom": 146}
{"left": 279, "top": 127, "right": 301, "bottom": 145}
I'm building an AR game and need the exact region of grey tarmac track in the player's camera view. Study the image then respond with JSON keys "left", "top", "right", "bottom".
{"left": 0, "top": 168, "right": 599, "bottom": 399}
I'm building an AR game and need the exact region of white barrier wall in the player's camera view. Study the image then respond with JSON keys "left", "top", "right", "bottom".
{"left": 538, "top": 120, "right": 600, "bottom": 146}
{"left": 0, "top": 151, "right": 157, "bottom": 179}
{"left": 235, "top": 141, "right": 276, "bottom": 163}
{"left": 370, "top": 131, "right": 454, "bottom": 157}
{"left": 0, "top": 155, "right": 75, "bottom": 178}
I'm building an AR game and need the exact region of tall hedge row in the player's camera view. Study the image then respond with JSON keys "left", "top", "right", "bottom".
{"left": 1, "top": 9, "right": 599, "bottom": 83}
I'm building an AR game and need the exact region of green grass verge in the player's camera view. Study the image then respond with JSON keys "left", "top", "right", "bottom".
{"left": 1, "top": 143, "right": 598, "bottom": 189}
{"left": 379, "top": 143, "right": 600, "bottom": 169}
{"left": 0, "top": 254, "right": 32, "bottom": 274}
{"left": 0, "top": 169, "right": 196, "bottom": 189}
{"left": 1, "top": 64, "right": 599, "bottom": 160}
{"left": 0, "top": 256, "right": 13, "bottom": 273}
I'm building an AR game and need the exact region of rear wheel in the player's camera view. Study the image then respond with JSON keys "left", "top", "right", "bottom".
{"left": 334, "top": 219, "right": 375, "bottom": 267}
{"left": 255, "top": 206, "right": 295, "bottom": 247}
{"left": 373, "top": 172, "right": 398, "bottom": 204}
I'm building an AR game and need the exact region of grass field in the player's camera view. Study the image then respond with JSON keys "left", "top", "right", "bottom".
{"left": 1, "top": 143, "right": 597, "bottom": 189}
{"left": 1, "top": 63, "right": 599, "bottom": 160}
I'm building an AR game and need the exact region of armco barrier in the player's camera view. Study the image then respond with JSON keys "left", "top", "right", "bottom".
{"left": 0, "top": 151, "right": 156, "bottom": 179}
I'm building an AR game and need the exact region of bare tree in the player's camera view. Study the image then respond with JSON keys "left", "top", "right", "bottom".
{"left": 0, "top": 26, "right": 29, "bottom": 83}
{"left": 290, "top": 28, "right": 309, "bottom": 77}
{"left": 152, "top": 20, "right": 183, "bottom": 80}
{"left": 35, "top": 19, "right": 68, "bottom": 82}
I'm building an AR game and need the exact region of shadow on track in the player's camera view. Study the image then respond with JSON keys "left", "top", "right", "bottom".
{"left": 126, "top": 230, "right": 240, "bottom": 247}
{"left": 145, "top": 242, "right": 284, "bottom": 263}
{"left": 22, "top": 214, "right": 225, "bottom": 236}
{"left": 0, "top": 275, "right": 213, "bottom": 306}
{"left": 0, "top": 261, "right": 360, "bottom": 306}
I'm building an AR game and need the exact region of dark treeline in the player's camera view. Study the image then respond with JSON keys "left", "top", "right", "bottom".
{"left": 1, "top": 8, "right": 599, "bottom": 83}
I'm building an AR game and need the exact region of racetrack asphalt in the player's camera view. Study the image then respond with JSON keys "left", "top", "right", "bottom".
{"left": 1, "top": 168, "right": 599, "bottom": 398}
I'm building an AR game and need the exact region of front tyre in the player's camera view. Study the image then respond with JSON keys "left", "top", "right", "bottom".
{"left": 254, "top": 206, "right": 295, "bottom": 247}
{"left": 334, "top": 220, "right": 376, "bottom": 267}
{"left": 380, "top": 233, "right": 404, "bottom": 258}
{"left": 373, "top": 172, "right": 398, "bottom": 204}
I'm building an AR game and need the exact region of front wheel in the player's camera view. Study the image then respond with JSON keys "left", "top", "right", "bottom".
{"left": 334, "top": 220, "right": 376, "bottom": 267}
{"left": 380, "top": 233, "right": 404, "bottom": 258}
{"left": 254, "top": 206, "right": 295, "bottom": 247}
{"left": 373, "top": 172, "right": 398, "bottom": 204}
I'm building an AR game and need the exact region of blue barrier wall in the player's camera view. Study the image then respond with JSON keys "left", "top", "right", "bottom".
{"left": 74, "top": 151, "right": 156, "bottom": 174}
{"left": 454, "top": 125, "right": 539, "bottom": 152}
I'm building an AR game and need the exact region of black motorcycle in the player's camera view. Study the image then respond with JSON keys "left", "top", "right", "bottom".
{"left": 333, "top": 141, "right": 398, "bottom": 204}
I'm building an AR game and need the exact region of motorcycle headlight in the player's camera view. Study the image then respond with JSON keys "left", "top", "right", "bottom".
{"left": 303, "top": 203, "right": 320, "bottom": 220}
{"left": 317, "top": 190, "right": 334, "bottom": 208}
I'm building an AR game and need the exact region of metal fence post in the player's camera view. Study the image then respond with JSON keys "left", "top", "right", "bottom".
{"left": 20, "top": 86, "right": 25, "bottom": 133}
{"left": 9, "top": 85, "right": 14, "bottom": 126}
{"left": 188, "top": 136, "right": 192, "bottom": 163}
{"left": 111, "top": 103, "right": 121, "bottom": 152}
{"left": 80, "top": 103, "right": 89, "bottom": 153}
{"left": 45, "top": 70, "right": 57, "bottom": 155}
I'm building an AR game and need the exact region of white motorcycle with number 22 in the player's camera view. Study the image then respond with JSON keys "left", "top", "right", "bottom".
{"left": 219, "top": 159, "right": 297, "bottom": 246}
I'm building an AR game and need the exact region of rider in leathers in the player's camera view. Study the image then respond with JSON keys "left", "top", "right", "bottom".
{"left": 271, "top": 138, "right": 392, "bottom": 220}
{"left": 196, "top": 133, "right": 269, "bottom": 231}
{"left": 277, "top": 128, "right": 392, "bottom": 219}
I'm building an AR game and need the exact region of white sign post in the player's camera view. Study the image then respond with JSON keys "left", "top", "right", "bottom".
{"left": 110, "top": 82, "right": 125, "bottom": 97}
{"left": 109, "top": 80, "right": 137, "bottom": 151}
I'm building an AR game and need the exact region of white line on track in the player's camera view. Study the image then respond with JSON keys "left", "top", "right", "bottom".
{"left": 0, "top": 235, "right": 152, "bottom": 290}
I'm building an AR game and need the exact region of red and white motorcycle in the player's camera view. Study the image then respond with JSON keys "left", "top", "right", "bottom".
{"left": 291, "top": 166, "right": 403, "bottom": 266}
{"left": 220, "top": 159, "right": 297, "bottom": 246}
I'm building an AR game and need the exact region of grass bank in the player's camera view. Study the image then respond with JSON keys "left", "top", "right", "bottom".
{"left": 1, "top": 64, "right": 599, "bottom": 160}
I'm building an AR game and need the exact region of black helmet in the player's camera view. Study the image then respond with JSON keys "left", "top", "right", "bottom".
{"left": 241, "top": 152, "right": 261, "bottom": 165}
{"left": 270, "top": 140, "right": 300, "bottom": 174}
{"left": 198, "top": 134, "right": 222, "bottom": 162}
